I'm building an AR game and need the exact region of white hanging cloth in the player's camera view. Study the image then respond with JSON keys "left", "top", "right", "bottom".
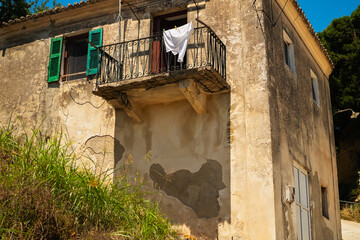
{"left": 163, "top": 22, "right": 194, "bottom": 62}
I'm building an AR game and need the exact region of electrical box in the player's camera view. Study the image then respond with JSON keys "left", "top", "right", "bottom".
{"left": 285, "top": 185, "right": 295, "bottom": 204}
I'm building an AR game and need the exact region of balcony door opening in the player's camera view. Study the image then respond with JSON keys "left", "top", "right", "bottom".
{"left": 152, "top": 11, "right": 187, "bottom": 73}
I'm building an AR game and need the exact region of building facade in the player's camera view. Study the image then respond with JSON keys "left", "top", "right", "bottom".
{"left": 0, "top": 0, "right": 341, "bottom": 239}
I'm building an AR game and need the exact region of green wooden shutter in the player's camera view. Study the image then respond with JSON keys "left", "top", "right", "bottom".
{"left": 48, "top": 37, "right": 63, "bottom": 82}
{"left": 87, "top": 28, "right": 103, "bottom": 75}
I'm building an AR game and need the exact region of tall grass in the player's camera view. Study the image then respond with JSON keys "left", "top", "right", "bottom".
{"left": 0, "top": 122, "right": 174, "bottom": 239}
{"left": 341, "top": 204, "right": 360, "bottom": 223}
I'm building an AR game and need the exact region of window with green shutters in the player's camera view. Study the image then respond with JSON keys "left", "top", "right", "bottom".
{"left": 48, "top": 37, "right": 63, "bottom": 82}
{"left": 87, "top": 28, "right": 103, "bottom": 76}
{"left": 47, "top": 28, "right": 103, "bottom": 82}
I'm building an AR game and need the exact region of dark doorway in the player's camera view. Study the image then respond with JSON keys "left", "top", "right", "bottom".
{"left": 152, "top": 11, "right": 187, "bottom": 73}
{"left": 64, "top": 33, "right": 89, "bottom": 81}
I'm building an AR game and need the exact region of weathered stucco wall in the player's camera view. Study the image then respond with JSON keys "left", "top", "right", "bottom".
{"left": 0, "top": 0, "right": 275, "bottom": 239}
{"left": 200, "top": 0, "right": 276, "bottom": 238}
{"left": 113, "top": 93, "right": 230, "bottom": 238}
{"left": 263, "top": 0, "right": 341, "bottom": 239}
{"left": 0, "top": 0, "right": 341, "bottom": 239}
{"left": 0, "top": 3, "right": 121, "bottom": 173}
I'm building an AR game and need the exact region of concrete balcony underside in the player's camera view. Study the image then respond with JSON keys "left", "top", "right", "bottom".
{"left": 93, "top": 66, "right": 228, "bottom": 101}
{"left": 92, "top": 66, "right": 229, "bottom": 123}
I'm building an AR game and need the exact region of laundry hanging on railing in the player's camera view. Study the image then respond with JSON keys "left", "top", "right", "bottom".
{"left": 163, "top": 22, "right": 194, "bottom": 62}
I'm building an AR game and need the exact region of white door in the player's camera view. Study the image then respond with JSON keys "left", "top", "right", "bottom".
{"left": 294, "top": 164, "right": 311, "bottom": 240}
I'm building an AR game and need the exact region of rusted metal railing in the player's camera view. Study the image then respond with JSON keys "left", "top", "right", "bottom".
{"left": 96, "top": 26, "right": 226, "bottom": 85}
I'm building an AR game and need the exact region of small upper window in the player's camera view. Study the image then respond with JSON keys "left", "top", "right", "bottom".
{"left": 321, "top": 186, "right": 329, "bottom": 219}
{"left": 283, "top": 30, "right": 295, "bottom": 73}
{"left": 311, "top": 70, "right": 320, "bottom": 106}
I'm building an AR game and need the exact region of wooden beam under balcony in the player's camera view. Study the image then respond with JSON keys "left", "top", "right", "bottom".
{"left": 108, "top": 93, "right": 142, "bottom": 123}
{"left": 179, "top": 79, "right": 207, "bottom": 114}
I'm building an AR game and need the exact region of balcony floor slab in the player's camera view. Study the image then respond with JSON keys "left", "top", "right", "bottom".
{"left": 93, "top": 66, "right": 229, "bottom": 101}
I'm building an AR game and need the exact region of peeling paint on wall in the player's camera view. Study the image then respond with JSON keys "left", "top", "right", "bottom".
{"left": 149, "top": 159, "right": 225, "bottom": 218}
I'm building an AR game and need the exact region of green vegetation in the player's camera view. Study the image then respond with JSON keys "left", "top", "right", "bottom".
{"left": 341, "top": 173, "right": 360, "bottom": 222}
{"left": 0, "top": 0, "right": 31, "bottom": 22}
{"left": 341, "top": 204, "right": 360, "bottom": 223}
{"left": 0, "top": 0, "right": 62, "bottom": 23}
{"left": 350, "top": 172, "right": 360, "bottom": 201}
{"left": 30, "top": 0, "right": 62, "bottom": 13}
{"left": 318, "top": 5, "right": 360, "bottom": 112}
{"left": 0, "top": 122, "right": 175, "bottom": 239}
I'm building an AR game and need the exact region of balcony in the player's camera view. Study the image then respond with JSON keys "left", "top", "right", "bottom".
{"left": 93, "top": 26, "right": 228, "bottom": 121}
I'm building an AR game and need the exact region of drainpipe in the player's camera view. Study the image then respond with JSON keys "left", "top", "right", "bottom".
{"left": 118, "top": 0, "right": 122, "bottom": 80}
{"left": 118, "top": 0, "right": 122, "bottom": 43}
{"left": 192, "top": 0, "right": 199, "bottom": 28}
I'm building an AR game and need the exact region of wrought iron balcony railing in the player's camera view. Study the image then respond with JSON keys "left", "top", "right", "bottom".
{"left": 96, "top": 26, "right": 226, "bottom": 85}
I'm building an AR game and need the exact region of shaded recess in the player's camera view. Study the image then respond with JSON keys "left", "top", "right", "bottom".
{"left": 149, "top": 159, "right": 226, "bottom": 219}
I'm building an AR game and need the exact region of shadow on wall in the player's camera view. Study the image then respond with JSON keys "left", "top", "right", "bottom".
{"left": 112, "top": 93, "right": 231, "bottom": 239}
{"left": 149, "top": 159, "right": 226, "bottom": 219}
{"left": 310, "top": 172, "right": 335, "bottom": 240}
{"left": 82, "top": 135, "right": 125, "bottom": 174}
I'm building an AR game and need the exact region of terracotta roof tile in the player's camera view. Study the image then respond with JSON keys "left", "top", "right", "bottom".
{"left": 0, "top": 0, "right": 102, "bottom": 28}
{"left": 290, "top": 0, "right": 333, "bottom": 68}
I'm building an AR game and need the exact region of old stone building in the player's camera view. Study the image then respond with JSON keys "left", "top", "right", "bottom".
{"left": 0, "top": 0, "right": 341, "bottom": 239}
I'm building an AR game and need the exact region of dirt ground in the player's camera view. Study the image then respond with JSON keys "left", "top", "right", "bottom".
{"left": 341, "top": 219, "right": 360, "bottom": 240}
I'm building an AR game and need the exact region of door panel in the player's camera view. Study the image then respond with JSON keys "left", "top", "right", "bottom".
{"left": 294, "top": 164, "right": 311, "bottom": 240}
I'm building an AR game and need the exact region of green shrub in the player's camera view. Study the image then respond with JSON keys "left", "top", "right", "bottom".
{"left": 0, "top": 122, "right": 175, "bottom": 239}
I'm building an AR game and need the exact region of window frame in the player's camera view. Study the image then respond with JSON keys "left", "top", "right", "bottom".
{"left": 62, "top": 33, "right": 89, "bottom": 81}
{"left": 321, "top": 186, "right": 329, "bottom": 219}
{"left": 48, "top": 28, "right": 103, "bottom": 83}
{"left": 310, "top": 70, "right": 320, "bottom": 106}
{"left": 283, "top": 30, "right": 296, "bottom": 74}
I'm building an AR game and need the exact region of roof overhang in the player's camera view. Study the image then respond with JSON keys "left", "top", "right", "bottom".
{"left": 275, "top": 0, "right": 333, "bottom": 78}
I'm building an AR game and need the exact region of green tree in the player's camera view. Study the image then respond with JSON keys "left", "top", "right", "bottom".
{"left": 318, "top": 5, "right": 360, "bottom": 111}
{"left": 0, "top": 0, "right": 31, "bottom": 22}
{"left": 30, "top": 0, "right": 62, "bottom": 13}
{"left": 30, "top": 0, "right": 49, "bottom": 13}
{"left": 0, "top": 0, "right": 62, "bottom": 22}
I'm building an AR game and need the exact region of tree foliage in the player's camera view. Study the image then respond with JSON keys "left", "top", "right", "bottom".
{"left": 0, "top": 0, "right": 31, "bottom": 22}
{"left": 30, "top": 0, "right": 62, "bottom": 13}
{"left": 318, "top": 5, "right": 360, "bottom": 112}
{"left": 0, "top": 0, "right": 62, "bottom": 22}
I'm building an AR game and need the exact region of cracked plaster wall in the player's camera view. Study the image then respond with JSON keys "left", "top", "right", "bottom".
{"left": 0, "top": 11, "right": 119, "bottom": 173}
{"left": 263, "top": 0, "right": 341, "bottom": 239}
{"left": 0, "top": 0, "right": 339, "bottom": 239}
{"left": 0, "top": 0, "right": 275, "bottom": 239}
{"left": 112, "top": 0, "right": 276, "bottom": 239}
{"left": 114, "top": 94, "right": 231, "bottom": 239}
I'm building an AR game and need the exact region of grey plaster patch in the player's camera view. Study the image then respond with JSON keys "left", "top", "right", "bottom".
{"left": 149, "top": 159, "right": 226, "bottom": 219}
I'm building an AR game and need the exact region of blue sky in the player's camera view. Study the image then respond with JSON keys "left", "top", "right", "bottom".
{"left": 297, "top": 0, "right": 359, "bottom": 32}
{"left": 52, "top": 0, "right": 359, "bottom": 33}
